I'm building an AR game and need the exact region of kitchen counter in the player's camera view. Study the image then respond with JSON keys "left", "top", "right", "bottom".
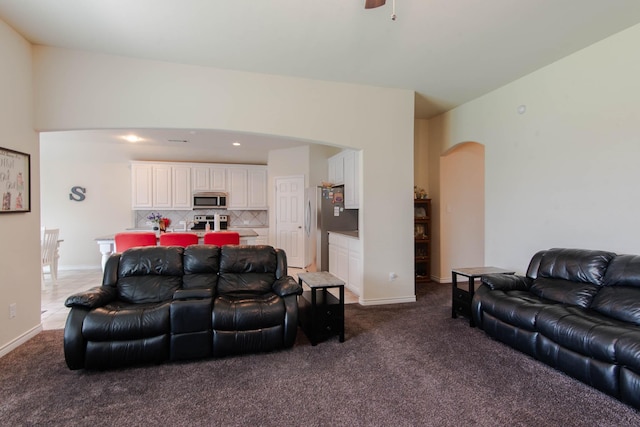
{"left": 328, "top": 230, "right": 359, "bottom": 239}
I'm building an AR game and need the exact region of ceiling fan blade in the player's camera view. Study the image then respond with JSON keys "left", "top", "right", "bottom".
{"left": 365, "top": 0, "right": 386, "bottom": 9}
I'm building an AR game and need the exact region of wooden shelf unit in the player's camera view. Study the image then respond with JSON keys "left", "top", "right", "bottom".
{"left": 414, "top": 198, "right": 431, "bottom": 284}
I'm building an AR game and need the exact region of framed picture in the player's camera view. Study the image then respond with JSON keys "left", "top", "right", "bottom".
{"left": 0, "top": 147, "right": 31, "bottom": 213}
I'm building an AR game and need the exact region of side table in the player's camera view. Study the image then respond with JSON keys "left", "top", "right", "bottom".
{"left": 297, "top": 272, "right": 345, "bottom": 346}
{"left": 452, "top": 266, "right": 515, "bottom": 327}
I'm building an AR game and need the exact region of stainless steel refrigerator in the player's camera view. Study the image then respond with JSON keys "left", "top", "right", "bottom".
{"left": 304, "top": 185, "right": 358, "bottom": 272}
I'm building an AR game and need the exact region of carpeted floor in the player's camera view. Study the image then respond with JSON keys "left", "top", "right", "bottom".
{"left": 1, "top": 283, "right": 639, "bottom": 426}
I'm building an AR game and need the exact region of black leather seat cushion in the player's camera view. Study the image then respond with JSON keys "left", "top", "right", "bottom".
{"left": 212, "top": 293, "right": 284, "bottom": 331}
{"left": 615, "top": 330, "right": 640, "bottom": 373}
{"left": 478, "top": 289, "right": 553, "bottom": 331}
{"left": 82, "top": 301, "right": 171, "bottom": 340}
{"left": 536, "top": 305, "right": 633, "bottom": 363}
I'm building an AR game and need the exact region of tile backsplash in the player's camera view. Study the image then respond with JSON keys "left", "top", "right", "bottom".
{"left": 134, "top": 210, "right": 268, "bottom": 230}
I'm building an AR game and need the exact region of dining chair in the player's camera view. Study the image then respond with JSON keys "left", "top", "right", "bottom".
{"left": 41, "top": 228, "right": 60, "bottom": 287}
{"left": 159, "top": 232, "right": 199, "bottom": 247}
{"left": 114, "top": 232, "right": 157, "bottom": 252}
{"left": 203, "top": 231, "right": 240, "bottom": 246}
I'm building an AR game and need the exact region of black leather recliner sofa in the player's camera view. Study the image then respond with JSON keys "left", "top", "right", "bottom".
{"left": 64, "top": 245, "right": 302, "bottom": 370}
{"left": 472, "top": 248, "right": 640, "bottom": 409}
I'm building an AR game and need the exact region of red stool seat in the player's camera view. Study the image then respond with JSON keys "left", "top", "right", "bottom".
{"left": 203, "top": 231, "right": 240, "bottom": 246}
{"left": 159, "top": 232, "right": 199, "bottom": 247}
{"left": 114, "top": 232, "right": 157, "bottom": 252}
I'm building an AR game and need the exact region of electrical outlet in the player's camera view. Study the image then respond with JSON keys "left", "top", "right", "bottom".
{"left": 389, "top": 272, "right": 398, "bottom": 281}
{"left": 9, "top": 303, "right": 16, "bottom": 319}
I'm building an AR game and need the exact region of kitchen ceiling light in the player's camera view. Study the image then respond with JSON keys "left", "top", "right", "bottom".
{"left": 233, "top": 142, "right": 241, "bottom": 146}
{"left": 123, "top": 134, "right": 141, "bottom": 143}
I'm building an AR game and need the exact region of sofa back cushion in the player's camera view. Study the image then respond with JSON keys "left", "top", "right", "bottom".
{"left": 218, "top": 245, "right": 277, "bottom": 295}
{"left": 117, "top": 246, "right": 184, "bottom": 303}
{"left": 602, "top": 254, "right": 640, "bottom": 288}
{"left": 536, "top": 248, "right": 616, "bottom": 286}
{"left": 183, "top": 245, "right": 220, "bottom": 290}
{"left": 590, "top": 286, "right": 640, "bottom": 325}
{"left": 530, "top": 278, "right": 600, "bottom": 307}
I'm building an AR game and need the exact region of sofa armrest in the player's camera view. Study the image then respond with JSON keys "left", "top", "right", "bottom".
{"left": 65, "top": 286, "right": 117, "bottom": 309}
{"left": 173, "top": 288, "right": 214, "bottom": 300}
{"left": 272, "top": 276, "right": 303, "bottom": 297}
{"left": 481, "top": 273, "right": 531, "bottom": 291}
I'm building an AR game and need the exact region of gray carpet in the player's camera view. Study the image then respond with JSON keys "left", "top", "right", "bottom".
{"left": 1, "top": 283, "right": 639, "bottom": 426}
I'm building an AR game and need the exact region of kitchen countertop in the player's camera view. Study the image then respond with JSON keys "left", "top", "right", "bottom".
{"left": 328, "top": 230, "right": 359, "bottom": 239}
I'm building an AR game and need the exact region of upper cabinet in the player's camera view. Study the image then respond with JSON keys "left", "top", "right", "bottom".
{"left": 132, "top": 161, "right": 267, "bottom": 210}
{"left": 132, "top": 162, "right": 189, "bottom": 210}
{"left": 328, "top": 150, "right": 360, "bottom": 209}
{"left": 227, "top": 165, "right": 268, "bottom": 210}
{"left": 191, "top": 165, "right": 227, "bottom": 192}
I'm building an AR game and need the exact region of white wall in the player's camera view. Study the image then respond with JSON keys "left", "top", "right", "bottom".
{"left": 0, "top": 20, "right": 41, "bottom": 354}
{"left": 34, "top": 47, "right": 417, "bottom": 305}
{"left": 40, "top": 136, "right": 135, "bottom": 268}
{"left": 429, "top": 23, "right": 640, "bottom": 274}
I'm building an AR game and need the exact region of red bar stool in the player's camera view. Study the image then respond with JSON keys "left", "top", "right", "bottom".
{"left": 114, "top": 232, "right": 157, "bottom": 252}
{"left": 203, "top": 231, "right": 240, "bottom": 246}
{"left": 159, "top": 232, "right": 199, "bottom": 247}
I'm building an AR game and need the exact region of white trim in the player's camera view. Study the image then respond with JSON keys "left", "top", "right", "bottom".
{"left": 0, "top": 324, "right": 43, "bottom": 358}
{"left": 359, "top": 295, "right": 416, "bottom": 306}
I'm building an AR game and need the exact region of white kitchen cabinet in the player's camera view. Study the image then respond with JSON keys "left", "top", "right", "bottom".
{"left": 152, "top": 164, "right": 172, "bottom": 208}
{"left": 343, "top": 150, "right": 360, "bottom": 209}
{"left": 227, "top": 165, "right": 268, "bottom": 210}
{"left": 254, "top": 228, "right": 269, "bottom": 245}
{"left": 131, "top": 163, "right": 153, "bottom": 209}
{"left": 172, "top": 165, "right": 192, "bottom": 209}
{"left": 191, "top": 165, "right": 227, "bottom": 192}
{"left": 328, "top": 150, "right": 359, "bottom": 209}
{"left": 328, "top": 152, "right": 344, "bottom": 185}
{"left": 328, "top": 232, "right": 362, "bottom": 296}
{"left": 248, "top": 167, "right": 268, "bottom": 209}
{"left": 227, "top": 167, "right": 248, "bottom": 209}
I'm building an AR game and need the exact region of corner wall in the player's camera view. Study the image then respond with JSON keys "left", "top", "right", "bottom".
{"left": 429, "top": 22, "right": 640, "bottom": 273}
{"left": 0, "top": 19, "right": 41, "bottom": 354}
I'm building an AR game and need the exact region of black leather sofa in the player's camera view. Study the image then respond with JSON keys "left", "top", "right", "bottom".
{"left": 472, "top": 248, "right": 640, "bottom": 409}
{"left": 64, "top": 245, "right": 302, "bottom": 370}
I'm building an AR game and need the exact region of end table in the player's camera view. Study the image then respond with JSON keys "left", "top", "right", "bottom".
{"left": 452, "top": 266, "right": 515, "bottom": 327}
{"left": 297, "top": 272, "right": 345, "bottom": 346}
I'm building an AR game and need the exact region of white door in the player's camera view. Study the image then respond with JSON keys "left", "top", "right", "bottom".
{"left": 275, "top": 176, "right": 305, "bottom": 268}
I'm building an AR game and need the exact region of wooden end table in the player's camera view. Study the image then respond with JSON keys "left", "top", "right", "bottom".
{"left": 451, "top": 266, "right": 515, "bottom": 327}
{"left": 297, "top": 272, "right": 345, "bottom": 346}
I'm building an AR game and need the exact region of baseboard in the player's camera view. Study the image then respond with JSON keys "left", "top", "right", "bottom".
{"left": 59, "top": 264, "right": 102, "bottom": 271}
{"left": 359, "top": 295, "right": 416, "bottom": 306}
{"left": 0, "top": 324, "right": 43, "bottom": 358}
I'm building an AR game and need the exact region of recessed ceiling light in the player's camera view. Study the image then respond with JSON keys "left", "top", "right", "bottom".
{"left": 123, "top": 134, "right": 142, "bottom": 143}
{"left": 232, "top": 142, "right": 241, "bottom": 146}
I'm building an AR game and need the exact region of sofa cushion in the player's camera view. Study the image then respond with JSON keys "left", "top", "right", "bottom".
{"left": 82, "top": 301, "right": 171, "bottom": 340}
{"left": 218, "top": 246, "right": 277, "bottom": 295}
{"left": 476, "top": 289, "right": 552, "bottom": 331}
{"left": 117, "top": 247, "right": 184, "bottom": 303}
{"left": 537, "top": 248, "right": 616, "bottom": 285}
{"left": 530, "top": 277, "right": 599, "bottom": 307}
{"left": 212, "top": 293, "right": 284, "bottom": 330}
{"left": 183, "top": 245, "right": 220, "bottom": 290}
{"left": 615, "top": 330, "right": 640, "bottom": 374}
{"left": 602, "top": 254, "right": 640, "bottom": 288}
{"left": 535, "top": 305, "right": 632, "bottom": 363}
{"left": 591, "top": 286, "right": 640, "bottom": 326}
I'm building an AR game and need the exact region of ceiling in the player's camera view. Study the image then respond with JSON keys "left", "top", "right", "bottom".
{"left": 3, "top": 0, "right": 640, "bottom": 161}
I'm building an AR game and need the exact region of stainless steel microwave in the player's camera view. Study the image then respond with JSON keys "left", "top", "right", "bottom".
{"left": 192, "top": 192, "right": 228, "bottom": 209}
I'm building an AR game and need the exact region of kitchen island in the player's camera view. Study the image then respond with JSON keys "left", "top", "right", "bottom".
{"left": 95, "top": 228, "right": 259, "bottom": 270}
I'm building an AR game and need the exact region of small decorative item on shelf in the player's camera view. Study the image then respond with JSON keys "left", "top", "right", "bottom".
{"left": 414, "top": 186, "right": 427, "bottom": 199}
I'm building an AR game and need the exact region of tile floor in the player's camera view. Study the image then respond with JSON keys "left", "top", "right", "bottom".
{"left": 41, "top": 268, "right": 359, "bottom": 330}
